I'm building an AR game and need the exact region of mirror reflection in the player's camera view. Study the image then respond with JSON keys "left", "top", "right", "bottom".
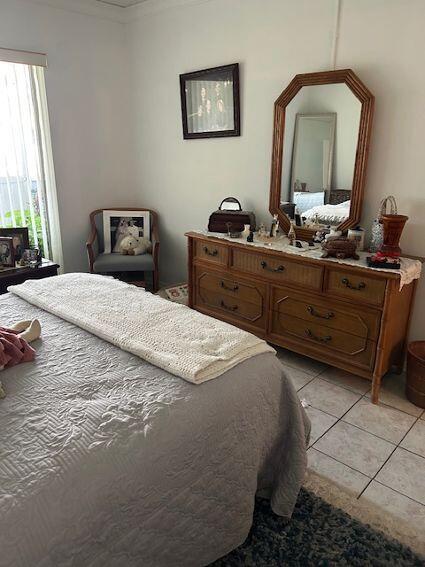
{"left": 281, "top": 84, "right": 361, "bottom": 227}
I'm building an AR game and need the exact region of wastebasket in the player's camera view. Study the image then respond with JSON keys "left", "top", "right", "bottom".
{"left": 406, "top": 341, "right": 425, "bottom": 409}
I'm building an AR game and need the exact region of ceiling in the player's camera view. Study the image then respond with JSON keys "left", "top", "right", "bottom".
{"left": 95, "top": 0, "right": 148, "bottom": 7}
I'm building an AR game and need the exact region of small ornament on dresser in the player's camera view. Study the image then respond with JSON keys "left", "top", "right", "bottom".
{"left": 256, "top": 215, "right": 285, "bottom": 243}
{"left": 225, "top": 222, "right": 241, "bottom": 238}
{"left": 368, "top": 196, "right": 408, "bottom": 261}
{"left": 324, "top": 228, "right": 342, "bottom": 242}
{"left": 258, "top": 222, "right": 266, "bottom": 237}
{"left": 270, "top": 214, "right": 279, "bottom": 238}
{"left": 256, "top": 222, "right": 271, "bottom": 242}
{"left": 313, "top": 228, "right": 329, "bottom": 243}
{"left": 287, "top": 221, "right": 296, "bottom": 245}
{"left": 347, "top": 226, "right": 365, "bottom": 251}
{"left": 380, "top": 213, "right": 408, "bottom": 258}
{"left": 369, "top": 218, "right": 383, "bottom": 253}
{"left": 321, "top": 236, "right": 359, "bottom": 260}
{"left": 366, "top": 254, "right": 401, "bottom": 269}
{"left": 242, "top": 224, "right": 251, "bottom": 240}
{"left": 369, "top": 196, "right": 397, "bottom": 253}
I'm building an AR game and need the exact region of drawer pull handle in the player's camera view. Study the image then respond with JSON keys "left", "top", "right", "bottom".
{"left": 203, "top": 246, "right": 218, "bottom": 257}
{"left": 307, "top": 306, "right": 335, "bottom": 320}
{"left": 260, "top": 261, "right": 285, "bottom": 273}
{"left": 305, "top": 329, "right": 332, "bottom": 343}
{"left": 220, "top": 281, "right": 239, "bottom": 292}
{"left": 220, "top": 300, "right": 238, "bottom": 312}
{"left": 341, "top": 277, "right": 365, "bottom": 291}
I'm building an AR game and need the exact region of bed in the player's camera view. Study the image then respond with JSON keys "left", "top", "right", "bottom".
{"left": 302, "top": 199, "right": 351, "bottom": 225}
{"left": 0, "top": 280, "right": 310, "bottom": 567}
{"left": 292, "top": 190, "right": 325, "bottom": 214}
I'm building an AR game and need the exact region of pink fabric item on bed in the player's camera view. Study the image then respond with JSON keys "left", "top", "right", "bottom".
{"left": 0, "top": 327, "right": 35, "bottom": 370}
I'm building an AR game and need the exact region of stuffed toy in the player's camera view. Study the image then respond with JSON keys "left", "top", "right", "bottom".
{"left": 120, "top": 235, "right": 152, "bottom": 256}
{"left": 0, "top": 319, "right": 41, "bottom": 399}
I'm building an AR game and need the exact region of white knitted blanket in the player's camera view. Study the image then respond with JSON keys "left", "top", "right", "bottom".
{"left": 8, "top": 273, "right": 275, "bottom": 384}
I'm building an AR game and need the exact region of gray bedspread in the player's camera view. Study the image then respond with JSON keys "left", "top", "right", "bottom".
{"left": 0, "top": 293, "right": 310, "bottom": 567}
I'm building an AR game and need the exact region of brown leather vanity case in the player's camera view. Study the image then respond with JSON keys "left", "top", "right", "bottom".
{"left": 208, "top": 197, "right": 256, "bottom": 233}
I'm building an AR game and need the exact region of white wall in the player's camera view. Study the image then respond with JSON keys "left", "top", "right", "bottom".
{"left": 0, "top": 0, "right": 133, "bottom": 272}
{"left": 336, "top": 0, "right": 425, "bottom": 340}
{"left": 2, "top": 0, "right": 423, "bottom": 341}
{"left": 128, "top": 0, "right": 425, "bottom": 341}
{"left": 128, "top": 0, "right": 335, "bottom": 283}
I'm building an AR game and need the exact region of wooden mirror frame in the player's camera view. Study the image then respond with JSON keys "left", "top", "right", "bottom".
{"left": 269, "top": 69, "right": 374, "bottom": 241}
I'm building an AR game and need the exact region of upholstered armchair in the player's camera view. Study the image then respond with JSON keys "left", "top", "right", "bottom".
{"left": 86, "top": 208, "right": 159, "bottom": 292}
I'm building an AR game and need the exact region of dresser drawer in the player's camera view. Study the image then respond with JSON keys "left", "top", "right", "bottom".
{"left": 272, "top": 286, "right": 381, "bottom": 341}
{"left": 271, "top": 312, "right": 376, "bottom": 369}
{"left": 231, "top": 249, "right": 323, "bottom": 290}
{"left": 196, "top": 268, "right": 266, "bottom": 306}
{"left": 194, "top": 240, "right": 228, "bottom": 266}
{"left": 195, "top": 288, "right": 267, "bottom": 329}
{"left": 325, "top": 268, "right": 387, "bottom": 306}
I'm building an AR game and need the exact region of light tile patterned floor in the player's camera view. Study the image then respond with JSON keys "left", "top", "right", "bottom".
{"left": 275, "top": 347, "right": 425, "bottom": 534}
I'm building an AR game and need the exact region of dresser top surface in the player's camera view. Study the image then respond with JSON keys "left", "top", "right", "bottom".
{"left": 186, "top": 230, "right": 422, "bottom": 285}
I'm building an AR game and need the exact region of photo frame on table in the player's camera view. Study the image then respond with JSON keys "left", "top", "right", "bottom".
{"left": 103, "top": 211, "right": 150, "bottom": 254}
{"left": 0, "top": 227, "right": 29, "bottom": 261}
{"left": 0, "top": 237, "right": 15, "bottom": 267}
{"left": 179, "top": 63, "right": 240, "bottom": 139}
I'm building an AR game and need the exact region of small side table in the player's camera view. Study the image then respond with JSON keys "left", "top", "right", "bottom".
{"left": 0, "top": 260, "right": 59, "bottom": 295}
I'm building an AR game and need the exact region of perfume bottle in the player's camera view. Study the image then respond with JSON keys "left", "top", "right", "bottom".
{"left": 369, "top": 218, "right": 383, "bottom": 253}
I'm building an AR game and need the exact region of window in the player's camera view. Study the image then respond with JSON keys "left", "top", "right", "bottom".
{"left": 0, "top": 49, "right": 62, "bottom": 264}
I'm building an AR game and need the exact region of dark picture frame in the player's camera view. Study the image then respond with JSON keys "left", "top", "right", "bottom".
{"left": 0, "top": 227, "right": 29, "bottom": 261}
{"left": 0, "top": 237, "right": 15, "bottom": 267}
{"left": 180, "top": 63, "right": 240, "bottom": 139}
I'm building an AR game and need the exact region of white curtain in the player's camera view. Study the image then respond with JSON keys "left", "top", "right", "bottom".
{"left": 0, "top": 58, "right": 63, "bottom": 267}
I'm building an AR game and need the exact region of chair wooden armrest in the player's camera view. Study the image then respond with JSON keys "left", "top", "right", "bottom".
{"left": 86, "top": 227, "right": 98, "bottom": 273}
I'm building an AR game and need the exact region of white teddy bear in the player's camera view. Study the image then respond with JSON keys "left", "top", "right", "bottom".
{"left": 120, "top": 235, "right": 152, "bottom": 256}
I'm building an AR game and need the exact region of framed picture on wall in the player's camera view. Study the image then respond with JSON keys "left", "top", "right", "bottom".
{"left": 0, "top": 227, "right": 29, "bottom": 261}
{"left": 103, "top": 210, "right": 150, "bottom": 254}
{"left": 179, "top": 63, "right": 240, "bottom": 139}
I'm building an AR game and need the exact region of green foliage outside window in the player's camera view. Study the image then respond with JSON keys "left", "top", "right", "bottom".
{"left": 3, "top": 209, "right": 45, "bottom": 257}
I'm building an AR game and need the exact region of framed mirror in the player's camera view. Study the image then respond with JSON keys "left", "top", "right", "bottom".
{"left": 269, "top": 69, "right": 374, "bottom": 240}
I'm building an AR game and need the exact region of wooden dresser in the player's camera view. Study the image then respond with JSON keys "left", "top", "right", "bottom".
{"left": 186, "top": 232, "right": 419, "bottom": 403}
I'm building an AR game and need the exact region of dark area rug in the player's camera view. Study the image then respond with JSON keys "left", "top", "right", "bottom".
{"left": 211, "top": 489, "right": 424, "bottom": 566}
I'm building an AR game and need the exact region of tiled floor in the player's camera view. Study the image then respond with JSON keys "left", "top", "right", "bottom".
{"left": 275, "top": 347, "right": 425, "bottom": 533}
